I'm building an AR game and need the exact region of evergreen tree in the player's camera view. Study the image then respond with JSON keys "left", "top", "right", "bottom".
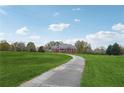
{"left": 106, "top": 45, "right": 112, "bottom": 55}
{"left": 111, "top": 43, "right": 121, "bottom": 55}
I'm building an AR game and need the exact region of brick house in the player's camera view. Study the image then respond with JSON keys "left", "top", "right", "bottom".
{"left": 51, "top": 44, "right": 77, "bottom": 53}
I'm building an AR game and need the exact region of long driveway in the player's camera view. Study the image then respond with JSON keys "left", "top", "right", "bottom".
{"left": 19, "top": 54, "right": 85, "bottom": 87}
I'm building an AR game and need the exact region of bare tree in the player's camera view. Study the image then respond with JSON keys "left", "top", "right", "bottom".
{"left": 45, "top": 41, "right": 63, "bottom": 51}
{"left": 10, "top": 42, "right": 26, "bottom": 51}
{"left": 75, "top": 40, "right": 92, "bottom": 53}
{"left": 94, "top": 47, "right": 106, "bottom": 55}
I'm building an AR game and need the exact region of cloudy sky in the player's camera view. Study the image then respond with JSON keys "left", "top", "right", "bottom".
{"left": 0, "top": 5, "right": 124, "bottom": 48}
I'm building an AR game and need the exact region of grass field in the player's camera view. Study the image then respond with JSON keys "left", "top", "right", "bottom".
{"left": 79, "top": 54, "right": 124, "bottom": 87}
{"left": 0, "top": 51, "right": 71, "bottom": 87}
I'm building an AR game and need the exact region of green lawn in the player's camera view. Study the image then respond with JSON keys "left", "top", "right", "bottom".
{"left": 0, "top": 51, "right": 71, "bottom": 87}
{"left": 79, "top": 54, "right": 124, "bottom": 87}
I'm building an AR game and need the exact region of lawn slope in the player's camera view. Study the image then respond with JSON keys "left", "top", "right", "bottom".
{"left": 79, "top": 54, "right": 124, "bottom": 87}
{"left": 0, "top": 51, "right": 71, "bottom": 87}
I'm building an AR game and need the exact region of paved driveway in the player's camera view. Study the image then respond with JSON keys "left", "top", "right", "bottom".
{"left": 19, "top": 54, "right": 85, "bottom": 87}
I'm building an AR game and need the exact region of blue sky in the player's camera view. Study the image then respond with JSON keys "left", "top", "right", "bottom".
{"left": 0, "top": 5, "right": 124, "bottom": 49}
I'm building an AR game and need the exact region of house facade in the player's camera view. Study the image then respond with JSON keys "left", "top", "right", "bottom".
{"left": 51, "top": 44, "right": 77, "bottom": 53}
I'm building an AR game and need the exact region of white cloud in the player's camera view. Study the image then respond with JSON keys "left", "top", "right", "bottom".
{"left": 84, "top": 31, "right": 124, "bottom": 48}
{"left": 112, "top": 23, "right": 124, "bottom": 32}
{"left": 61, "top": 30, "right": 124, "bottom": 49}
{"left": 0, "top": 8, "right": 7, "bottom": 16}
{"left": 48, "top": 23, "right": 70, "bottom": 31}
{"left": 85, "top": 31, "right": 117, "bottom": 40}
{"left": 53, "top": 12, "right": 59, "bottom": 17}
{"left": 16, "top": 27, "right": 29, "bottom": 35}
{"left": 72, "top": 8, "right": 80, "bottom": 11}
{"left": 74, "top": 18, "right": 80, "bottom": 22}
{"left": 30, "top": 35, "right": 40, "bottom": 40}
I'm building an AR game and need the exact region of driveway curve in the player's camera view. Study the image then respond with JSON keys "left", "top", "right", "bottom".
{"left": 19, "top": 54, "right": 85, "bottom": 87}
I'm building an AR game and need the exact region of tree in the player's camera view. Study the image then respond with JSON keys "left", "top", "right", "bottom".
{"left": 106, "top": 45, "right": 112, "bottom": 55}
{"left": 85, "top": 44, "right": 93, "bottom": 53}
{"left": 17, "top": 42, "right": 26, "bottom": 51}
{"left": 26, "top": 42, "right": 36, "bottom": 52}
{"left": 120, "top": 46, "right": 124, "bottom": 55}
{"left": 94, "top": 47, "right": 106, "bottom": 55}
{"left": 45, "top": 41, "right": 63, "bottom": 51}
{"left": 111, "top": 43, "right": 121, "bottom": 55}
{"left": 75, "top": 40, "right": 92, "bottom": 53}
{"left": 75, "top": 41, "right": 82, "bottom": 53}
{"left": 10, "top": 42, "right": 26, "bottom": 51}
{"left": 0, "top": 40, "right": 10, "bottom": 51}
{"left": 38, "top": 46, "right": 45, "bottom": 52}
{"left": 106, "top": 43, "right": 121, "bottom": 55}
{"left": 10, "top": 44, "right": 15, "bottom": 51}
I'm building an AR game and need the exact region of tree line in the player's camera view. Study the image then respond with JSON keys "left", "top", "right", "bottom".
{"left": 0, "top": 40, "right": 45, "bottom": 52}
{"left": 75, "top": 41, "right": 124, "bottom": 55}
{"left": 0, "top": 40, "right": 124, "bottom": 55}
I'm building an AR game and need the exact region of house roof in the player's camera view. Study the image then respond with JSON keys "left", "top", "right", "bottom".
{"left": 51, "top": 44, "right": 76, "bottom": 49}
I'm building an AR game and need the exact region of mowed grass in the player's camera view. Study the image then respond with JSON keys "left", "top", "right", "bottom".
{"left": 79, "top": 54, "right": 124, "bottom": 87}
{"left": 0, "top": 51, "right": 71, "bottom": 87}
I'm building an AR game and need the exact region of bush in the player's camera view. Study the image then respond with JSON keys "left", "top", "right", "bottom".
{"left": 38, "top": 46, "right": 45, "bottom": 52}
